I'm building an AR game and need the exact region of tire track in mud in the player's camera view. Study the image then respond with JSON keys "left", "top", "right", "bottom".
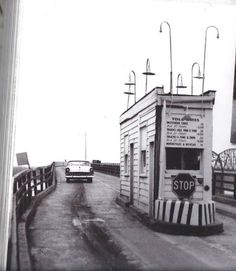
{"left": 71, "top": 183, "right": 140, "bottom": 271}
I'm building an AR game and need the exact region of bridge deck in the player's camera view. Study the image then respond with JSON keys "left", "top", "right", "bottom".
{"left": 26, "top": 167, "right": 236, "bottom": 270}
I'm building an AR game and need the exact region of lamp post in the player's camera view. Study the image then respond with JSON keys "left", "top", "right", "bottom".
{"left": 159, "top": 21, "right": 173, "bottom": 94}
{"left": 176, "top": 73, "right": 187, "bottom": 94}
{"left": 191, "top": 62, "right": 203, "bottom": 95}
{"left": 124, "top": 70, "right": 136, "bottom": 109}
{"left": 142, "top": 58, "right": 155, "bottom": 94}
{"left": 85, "top": 133, "right": 87, "bottom": 161}
{"left": 202, "top": 25, "right": 219, "bottom": 94}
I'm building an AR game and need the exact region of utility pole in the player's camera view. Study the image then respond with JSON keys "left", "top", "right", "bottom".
{"left": 85, "top": 133, "right": 87, "bottom": 160}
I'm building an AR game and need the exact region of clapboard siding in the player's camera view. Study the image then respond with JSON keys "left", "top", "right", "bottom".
{"left": 120, "top": 88, "right": 160, "bottom": 215}
{"left": 120, "top": 88, "right": 162, "bottom": 124}
{"left": 121, "top": 121, "right": 139, "bottom": 135}
{"left": 120, "top": 186, "right": 129, "bottom": 192}
{"left": 137, "top": 199, "right": 149, "bottom": 213}
{"left": 140, "top": 107, "right": 156, "bottom": 123}
{"left": 147, "top": 129, "right": 155, "bottom": 138}
{"left": 139, "top": 182, "right": 149, "bottom": 191}
{"left": 147, "top": 122, "right": 155, "bottom": 133}
{"left": 140, "top": 177, "right": 149, "bottom": 185}
{"left": 120, "top": 189, "right": 130, "bottom": 197}
{"left": 120, "top": 118, "right": 139, "bottom": 132}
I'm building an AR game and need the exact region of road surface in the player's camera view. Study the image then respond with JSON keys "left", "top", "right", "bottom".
{"left": 27, "top": 167, "right": 236, "bottom": 270}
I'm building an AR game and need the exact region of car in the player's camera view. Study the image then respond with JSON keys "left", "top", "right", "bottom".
{"left": 65, "top": 160, "right": 94, "bottom": 183}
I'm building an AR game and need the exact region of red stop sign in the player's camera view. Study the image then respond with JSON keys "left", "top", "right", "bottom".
{"left": 172, "top": 173, "right": 196, "bottom": 199}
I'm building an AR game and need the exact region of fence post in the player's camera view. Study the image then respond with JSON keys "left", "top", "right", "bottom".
{"left": 45, "top": 167, "right": 48, "bottom": 189}
{"left": 49, "top": 164, "right": 53, "bottom": 186}
{"left": 40, "top": 168, "right": 44, "bottom": 192}
{"left": 19, "top": 175, "right": 26, "bottom": 218}
{"left": 33, "top": 170, "right": 37, "bottom": 196}
{"left": 27, "top": 171, "right": 32, "bottom": 204}
{"left": 234, "top": 175, "right": 236, "bottom": 200}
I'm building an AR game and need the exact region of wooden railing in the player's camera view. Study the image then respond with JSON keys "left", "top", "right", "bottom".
{"left": 8, "top": 163, "right": 56, "bottom": 271}
{"left": 212, "top": 171, "right": 236, "bottom": 199}
{"left": 212, "top": 149, "right": 236, "bottom": 199}
{"left": 91, "top": 163, "right": 120, "bottom": 177}
{"left": 13, "top": 163, "right": 55, "bottom": 220}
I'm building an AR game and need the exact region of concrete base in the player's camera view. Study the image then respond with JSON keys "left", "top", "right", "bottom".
{"left": 151, "top": 220, "right": 223, "bottom": 236}
{"left": 155, "top": 199, "right": 220, "bottom": 227}
{"left": 116, "top": 196, "right": 223, "bottom": 236}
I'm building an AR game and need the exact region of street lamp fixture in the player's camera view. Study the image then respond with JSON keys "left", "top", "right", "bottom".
{"left": 124, "top": 70, "right": 136, "bottom": 109}
{"left": 202, "top": 25, "right": 220, "bottom": 93}
{"left": 191, "top": 62, "right": 204, "bottom": 95}
{"left": 176, "top": 73, "right": 187, "bottom": 94}
{"left": 142, "top": 58, "right": 155, "bottom": 94}
{"left": 159, "top": 21, "right": 173, "bottom": 94}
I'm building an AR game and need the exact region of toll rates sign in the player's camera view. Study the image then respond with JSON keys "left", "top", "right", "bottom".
{"left": 165, "top": 114, "right": 204, "bottom": 148}
{"left": 172, "top": 173, "right": 196, "bottom": 198}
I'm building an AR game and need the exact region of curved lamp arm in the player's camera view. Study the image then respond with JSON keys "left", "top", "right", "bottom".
{"left": 159, "top": 21, "right": 173, "bottom": 94}
{"left": 202, "top": 25, "right": 219, "bottom": 94}
{"left": 191, "top": 62, "right": 202, "bottom": 95}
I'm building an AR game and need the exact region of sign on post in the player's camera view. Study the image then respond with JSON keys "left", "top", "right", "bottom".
{"left": 16, "top": 152, "right": 30, "bottom": 168}
{"left": 172, "top": 173, "right": 196, "bottom": 198}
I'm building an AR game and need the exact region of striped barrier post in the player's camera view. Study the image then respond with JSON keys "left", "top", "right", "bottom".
{"left": 155, "top": 199, "right": 216, "bottom": 227}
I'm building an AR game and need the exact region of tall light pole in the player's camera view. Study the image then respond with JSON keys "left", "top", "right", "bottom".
{"left": 132, "top": 70, "right": 136, "bottom": 103}
{"left": 191, "top": 62, "right": 203, "bottom": 95}
{"left": 159, "top": 21, "right": 173, "bottom": 94}
{"left": 85, "top": 133, "right": 87, "bottom": 160}
{"left": 202, "top": 25, "right": 219, "bottom": 94}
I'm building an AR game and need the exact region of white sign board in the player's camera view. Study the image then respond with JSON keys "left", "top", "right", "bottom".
{"left": 165, "top": 114, "right": 204, "bottom": 148}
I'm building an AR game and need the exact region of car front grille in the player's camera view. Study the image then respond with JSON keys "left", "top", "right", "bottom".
{"left": 66, "top": 172, "right": 92, "bottom": 176}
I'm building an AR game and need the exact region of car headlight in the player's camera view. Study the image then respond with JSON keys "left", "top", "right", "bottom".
{"left": 90, "top": 168, "right": 93, "bottom": 173}
{"left": 65, "top": 167, "right": 70, "bottom": 173}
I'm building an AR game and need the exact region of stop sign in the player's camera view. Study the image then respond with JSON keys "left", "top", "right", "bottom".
{"left": 172, "top": 173, "right": 196, "bottom": 199}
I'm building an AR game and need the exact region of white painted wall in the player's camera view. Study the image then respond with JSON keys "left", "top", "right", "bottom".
{"left": 0, "top": 0, "right": 20, "bottom": 269}
{"left": 120, "top": 89, "right": 158, "bottom": 213}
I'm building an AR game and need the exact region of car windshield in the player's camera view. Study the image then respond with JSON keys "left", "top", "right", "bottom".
{"left": 67, "top": 161, "right": 90, "bottom": 166}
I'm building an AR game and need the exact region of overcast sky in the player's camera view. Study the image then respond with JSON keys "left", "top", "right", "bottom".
{"left": 14, "top": 0, "right": 236, "bottom": 166}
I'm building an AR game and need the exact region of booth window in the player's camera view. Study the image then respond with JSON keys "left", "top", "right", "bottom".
{"left": 124, "top": 135, "right": 129, "bottom": 174}
{"left": 166, "top": 148, "right": 201, "bottom": 170}
{"left": 140, "top": 126, "right": 147, "bottom": 174}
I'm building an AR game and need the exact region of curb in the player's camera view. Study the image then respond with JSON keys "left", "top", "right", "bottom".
{"left": 215, "top": 207, "right": 236, "bottom": 220}
{"left": 213, "top": 195, "right": 236, "bottom": 219}
{"left": 213, "top": 195, "right": 236, "bottom": 206}
{"left": 116, "top": 196, "right": 223, "bottom": 236}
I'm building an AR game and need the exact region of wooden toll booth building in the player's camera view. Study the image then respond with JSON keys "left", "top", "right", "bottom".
{"left": 119, "top": 87, "right": 223, "bottom": 235}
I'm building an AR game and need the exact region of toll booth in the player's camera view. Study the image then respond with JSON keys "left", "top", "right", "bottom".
{"left": 119, "top": 87, "right": 223, "bottom": 235}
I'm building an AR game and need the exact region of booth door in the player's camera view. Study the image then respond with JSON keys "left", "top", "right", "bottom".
{"left": 149, "top": 142, "right": 154, "bottom": 217}
{"left": 130, "top": 143, "right": 134, "bottom": 204}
